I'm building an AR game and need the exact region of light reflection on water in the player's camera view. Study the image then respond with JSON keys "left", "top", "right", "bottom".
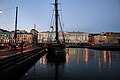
{"left": 20, "top": 48, "right": 120, "bottom": 80}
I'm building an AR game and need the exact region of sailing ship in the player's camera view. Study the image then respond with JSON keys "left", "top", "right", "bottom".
{"left": 47, "top": 0, "right": 66, "bottom": 55}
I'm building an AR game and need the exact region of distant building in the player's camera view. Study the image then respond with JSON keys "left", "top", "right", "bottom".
{"left": 93, "top": 33, "right": 107, "bottom": 45}
{"left": 105, "top": 32, "right": 120, "bottom": 45}
{"left": 92, "top": 32, "right": 120, "bottom": 45}
{"left": 16, "top": 30, "right": 27, "bottom": 33}
{"left": 0, "top": 29, "right": 32, "bottom": 44}
{"left": 38, "top": 31, "right": 49, "bottom": 43}
{"left": 38, "top": 31, "right": 89, "bottom": 43}
{"left": 0, "top": 28, "right": 9, "bottom": 33}
{"left": 0, "top": 29, "right": 4, "bottom": 33}
{"left": 0, "top": 32, "right": 14, "bottom": 43}
{"left": 66, "top": 31, "right": 89, "bottom": 43}
{"left": 16, "top": 33, "right": 32, "bottom": 43}
{"left": 88, "top": 33, "right": 94, "bottom": 42}
{"left": 30, "top": 29, "right": 39, "bottom": 44}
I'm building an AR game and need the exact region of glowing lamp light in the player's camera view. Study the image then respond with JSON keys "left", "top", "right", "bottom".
{"left": 0, "top": 10, "right": 2, "bottom": 13}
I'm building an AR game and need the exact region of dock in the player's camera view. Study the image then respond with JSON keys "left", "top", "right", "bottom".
{"left": 0, "top": 47, "right": 47, "bottom": 80}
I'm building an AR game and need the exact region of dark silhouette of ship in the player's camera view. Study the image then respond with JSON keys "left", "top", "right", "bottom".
{"left": 47, "top": 0, "right": 66, "bottom": 55}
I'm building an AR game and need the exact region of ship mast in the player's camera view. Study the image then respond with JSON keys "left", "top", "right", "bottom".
{"left": 55, "top": 0, "right": 59, "bottom": 43}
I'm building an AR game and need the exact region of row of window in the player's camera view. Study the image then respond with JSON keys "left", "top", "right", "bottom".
{"left": 0, "top": 38, "right": 13, "bottom": 39}
{"left": 0, "top": 35, "right": 32, "bottom": 38}
{"left": 17, "top": 38, "right": 32, "bottom": 40}
{"left": 0, "top": 34, "right": 11, "bottom": 37}
{"left": 17, "top": 35, "right": 28, "bottom": 37}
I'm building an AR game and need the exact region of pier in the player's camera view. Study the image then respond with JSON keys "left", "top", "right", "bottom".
{"left": 0, "top": 46, "right": 47, "bottom": 80}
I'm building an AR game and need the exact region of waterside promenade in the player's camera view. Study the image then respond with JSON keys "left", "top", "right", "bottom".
{"left": 0, "top": 46, "right": 47, "bottom": 80}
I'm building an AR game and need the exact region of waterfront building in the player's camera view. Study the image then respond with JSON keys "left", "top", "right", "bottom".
{"left": 66, "top": 32, "right": 89, "bottom": 43}
{"left": 105, "top": 32, "right": 120, "bottom": 45}
{"left": 93, "top": 33, "right": 107, "bottom": 45}
{"left": 0, "top": 28, "right": 9, "bottom": 33}
{"left": 38, "top": 31, "right": 50, "bottom": 43}
{"left": 49, "top": 26, "right": 55, "bottom": 42}
{"left": 38, "top": 31, "right": 89, "bottom": 43}
{"left": 0, "top": 32, "right": 15, "bottom": 43}
{"left": 16, "top": 33, "right": 32, "bottom": 43}
{"left": 88, "top": 33, "right": 94, "bottom": 42}
{"left": 0, "top": 30, "right": 33, "bottom": 44}
{"left": 92, "top": 32, "right": 120, "bottom": 45}
{"left": 16, "top": 30, "right": 33, "bottom": 44}
{"left": 0, "top": 29, "right": 4, "bottom": 33}
{"left": 30, "top": 29, "right": 39, "bottom": 44}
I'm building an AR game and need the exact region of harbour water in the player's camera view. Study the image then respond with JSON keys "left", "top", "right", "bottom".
{"left": 20, "top": 48, "right": 120, "bottom": 80}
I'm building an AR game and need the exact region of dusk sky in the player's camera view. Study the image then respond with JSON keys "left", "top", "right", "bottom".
{"left": 0, "top": 0, "right": 120, "bottom": 33}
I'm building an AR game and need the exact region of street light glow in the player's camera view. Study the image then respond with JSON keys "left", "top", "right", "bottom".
{"left": 0, "top": 10, "right": 2, "bottom": 13}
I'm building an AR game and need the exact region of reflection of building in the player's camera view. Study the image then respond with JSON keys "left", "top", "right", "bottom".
{"left": 66, "top": 48, "right": 69, "bottom": 64}
{"left": 85, "top": 48, "right": 88, "bottom": 64}
{"left": 38, "top": 31, "right": 89, "bottom": 43}
{"left": 40, "top": 56, "right": 46, "bottom": 64}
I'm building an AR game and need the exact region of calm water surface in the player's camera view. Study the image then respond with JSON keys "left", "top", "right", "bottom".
{"left": 20, "top": 48, "right": 120, "bottom": 80}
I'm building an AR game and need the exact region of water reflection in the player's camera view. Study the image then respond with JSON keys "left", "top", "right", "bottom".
{"left": 46, "top": 51, "right": 66, "bottom": 80}
{"left": 85, "top": 48, "right": 88, "bottom": 64}
{"left": 20, "top": 48, "right": 120, "bottom": 80}
{"left": 65, "top": 48, "right": 113, "bottom": 71}
{"left": 40, "top": 56, "right": 46, "bottom": 64}
{"left": 103, "top": 50, "right": 107, "bottom": 64}
{"left": 108, "top": 51, "right": 112, "bottom": 69}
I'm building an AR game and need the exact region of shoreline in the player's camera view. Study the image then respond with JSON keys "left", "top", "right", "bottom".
{"left": 66, "top": 44, "right": 120, "bottom": 51}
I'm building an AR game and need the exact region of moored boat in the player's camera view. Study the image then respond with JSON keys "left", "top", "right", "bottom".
{"left": 47, "top": 0, "right": 66, "bottom": 55}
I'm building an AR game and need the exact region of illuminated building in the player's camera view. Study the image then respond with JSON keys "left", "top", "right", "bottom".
{"left": 0, "top": 30, "right": 32, "bottom": 44}
{"left": 93, "top": 32, "right": 120, "bottom": 45}
{"left": 30, "top": 29, "right": 39, "bottom": 44}
{"left": 38, "top": 31, "right": 89, "bottom": 43}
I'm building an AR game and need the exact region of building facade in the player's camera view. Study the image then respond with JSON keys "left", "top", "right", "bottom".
{"left": 30, "top": 29, "right": 39, "bottom": 44}
{"left": 105, "top": 32, "right": 120, "bottom": 45}
{"left": 93, "top": 33, "right": 107, "bottom": 45}
{"left": 38, "top": 31, "right": 89, "bottom": 43}
{"left": 0, "top": 32, "right": 15, "bottom": 43}
{"left": 92, "top": 32, "right": 120, "bottom": 45}
{"left": 0, "top": 30, "right": 33, "bottom": 44}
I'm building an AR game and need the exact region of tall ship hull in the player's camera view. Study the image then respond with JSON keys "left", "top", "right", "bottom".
{"left": 47, "top": 43, "right": 66, "bottom": 55}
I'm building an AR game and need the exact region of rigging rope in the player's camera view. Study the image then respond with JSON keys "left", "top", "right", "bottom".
{"left": 50, "top": 10, "right": 55, "bottom": 27}
{"left": 58, "top": 16, "right": 65, "bottom": 42}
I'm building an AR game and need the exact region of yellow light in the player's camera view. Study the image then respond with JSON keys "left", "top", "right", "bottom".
{"left": 85, "top": 48, "right": 88, "bottom": 64}
{"left": 103, "top": 50, "right": 107, "bottom": 63}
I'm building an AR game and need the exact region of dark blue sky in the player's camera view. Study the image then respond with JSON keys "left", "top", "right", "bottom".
{"left": 0, "top": 0, "right": 120, "bottom": 33}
